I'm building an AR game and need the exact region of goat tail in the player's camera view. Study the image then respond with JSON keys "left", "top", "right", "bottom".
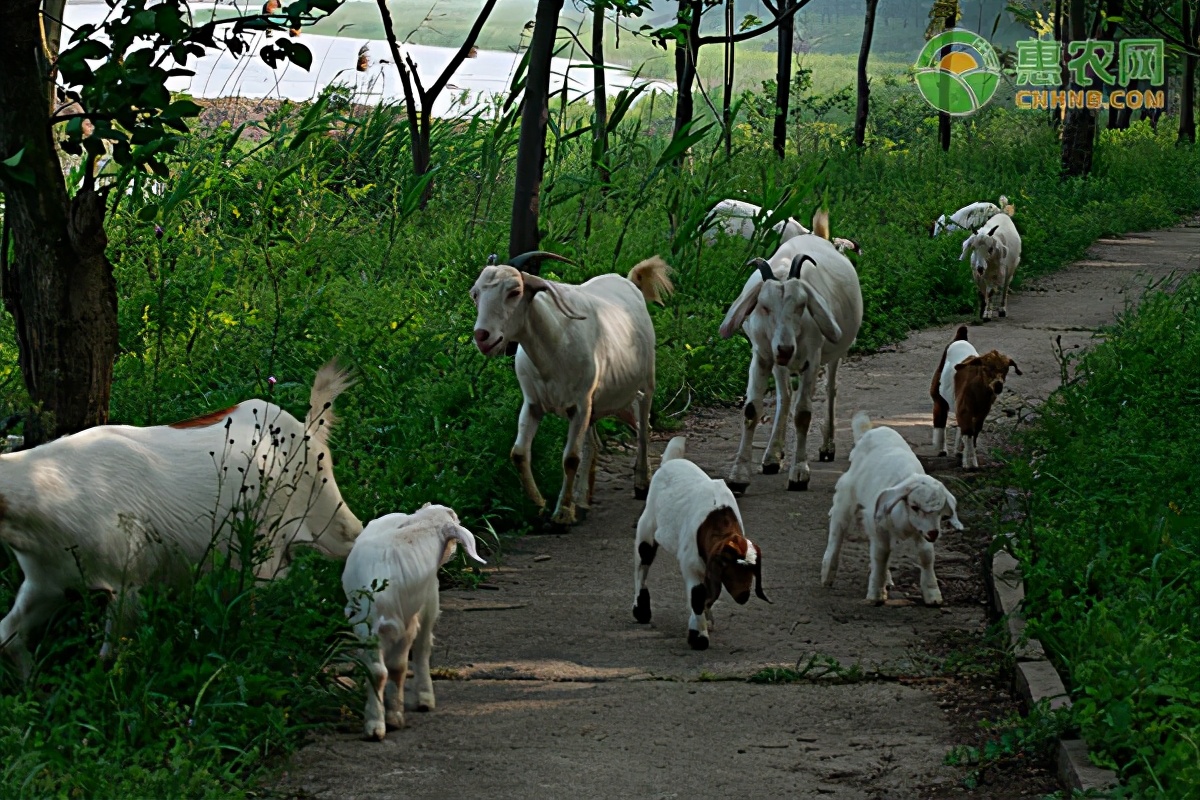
{"left": 953, "top": 324, "right": 969, "bottom": 342}
{"left": 442, "top": 523, "right": 487, "bottom": 565}
{"left": 851, "top": 411, "right": 873, "bottom": 445}
{"left": 661, "top": 436, "right": 687, "bottom": 465}
{"left": 628, "top": 256, "right": 675, "bottom": 306}
{"left": 307, "top": 358, "right": 356, "bottom": 445}
{"left": 813, "top": 209, "right": 831, "bottom": 240}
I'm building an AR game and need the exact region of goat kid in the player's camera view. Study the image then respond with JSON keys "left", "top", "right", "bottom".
{"left": 471, "top": 252, "right": 674, "bottom": 526}
{"left": 960, "top": 212, "right": 1022, "bottom": 320}
{"left": 822, "top": 412, "right": 963, "bottom": 605}
{"left": 719, "top": 211, "right": 864, "bottom": 494}
{"left": 931, "top": 326, "right": 1022, "bottom": 469}
{"left": 702, "top": 199, "right": 863, "bottom": 256}
{"left": 633, "top": 437, "right": 769, "bottom": 650}
{"left": 0, "top": 361, "right": 362, "bottom": 678}
{"left": 342, "top": 504, "right": 485, "bottom": 740}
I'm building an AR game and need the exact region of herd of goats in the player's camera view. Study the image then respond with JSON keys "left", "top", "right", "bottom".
{"left": 0, "top": 194, "right": 1023, "bottom": 741}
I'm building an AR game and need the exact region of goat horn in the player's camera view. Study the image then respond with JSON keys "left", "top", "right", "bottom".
{"left": 508, "top": 251, "right": 575, "bottom": 272}
{"left": 788, "top": 254, "right": 815, "bottom": 280}
{"left": 986, "top": 225, "right": 999, "bottom": 236}
{"left": 746, "top": 257, "right": 775, "bottom": 283}
{"left": 486, "top": 253, "right": 498, "bottom": 266}
{"left": 751, "top": 544, "right": 770, "bottom": 604}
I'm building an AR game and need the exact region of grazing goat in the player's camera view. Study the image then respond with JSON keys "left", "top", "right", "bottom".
{"left": 0, "top": 361, "right": 362, "bottom": 678}
{"left": 702, "top": 199, "right": 863, "bottom": 256}
{"left": 342, "top": 504, "right": 485, "bottom": 740}
{"left": 633, "top": 437, "right": 769, "bottom": 650}
{"left": 822, "top": 412, "right": 963, "bottom": 605}
{"left": 960, "top": 212, "right": 1022, "bottom": 320}
{"left": 718, "top": 211, "right": 864, "bottom": 494}
{"left": 931, "top": 326, "right": 1022, "bottom": 469}
{"left": 931, "top": 195, "right": 1014, "bottom": 237}
{"left": 471, "top": 251, "right": 674, "bottom": 526}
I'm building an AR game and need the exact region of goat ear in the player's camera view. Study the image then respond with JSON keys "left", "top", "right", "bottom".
{"left": 522, "top": 274, "right": 586, "bottom": 320}
{"left": 802, "top": 283, "right": 842, "bottom": 345}
{"left": 959, "top": 235, "right": 974, "bottom": 261}
{"left": 719, "top": 281, "right": 765, "bottom": 339}
{"left": 1007, "top": 357, "right": 1023, "bottom": 376}
{"left": 954, "top": 356, "right": 984, "bottom": 371}
{"left": 703, "top": 559, "right": 723, "bottom": 604}
{"left": 873, "top": 483, "right": 911, "bottom": 528}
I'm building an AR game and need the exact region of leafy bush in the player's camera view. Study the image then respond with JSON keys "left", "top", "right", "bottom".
{"left": 1005, "top": 275, "right": 1200, "bottom": 798}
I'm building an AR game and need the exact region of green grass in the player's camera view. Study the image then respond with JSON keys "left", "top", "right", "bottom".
{"left": 1002, "top": 273, "right": 1200, "bottom": 799}
{"left": 0, "top": 65, "right": 1198, "bottom": 795}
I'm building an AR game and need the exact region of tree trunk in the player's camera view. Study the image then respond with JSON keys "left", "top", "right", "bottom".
{"left": 938, "top": 3, "right": 956, "bottom": 152}
{"left": 1179, "top": 3, "right": 1197, "bottom": 144}
{"left": 854, "top": 0, "right": 879, "bottom": 147}
{"left": 1052, "top": 0, "right": 1064, "bottom": 127}
{"left": 0, "top": 0, "right": 118, "bottom": 446}
{"left": 1104, "top": 0, "right": 1123, "bottom": 129}
{"left": 673, "top": 0, "right": 701, "bottom": 141}
{"left": 509, "top": 0, "right": 564, "bottom": 264}
{"left": 1061, "top": 0, "right": 1097, "bottom": 176}
{"left": 722, "top": 0, "right": 735, "bottom": 157}
{"left": 591, "top": 0, "right": 610, "bottom": 184}
{"left": 772, "top": 3, "right": 794, "bottom": 158}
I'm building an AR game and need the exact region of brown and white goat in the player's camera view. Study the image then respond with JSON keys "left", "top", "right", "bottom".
{"left": 633, "top": 437, "right": 769, "bottom": 650}
{"left": 931, "top": 326, "right": 1021, "bottom": 469}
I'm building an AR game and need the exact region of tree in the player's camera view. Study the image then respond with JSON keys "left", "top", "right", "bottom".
{"left": 1123, "top": 1, "right": 1200, "bottom": 143}
{"left": 509, "top": 0, "right": 565, "bottom": 262}
{"left": 592, "top": 0, "right": 611, "bottom": 185}
{"left": 0, "top": 0, "right": 335, "bottom": 446}
{"left": 1061, "top": 0, "right": 1099, "bottom": 175}
{"left": 373, "top": 0, "right": 499, "bottom": 206}
{"left": 926, "top": 0, "right": 960, "bottom": 152}
{"left": 855, "top": 0, "right": 881, "bottom": 147}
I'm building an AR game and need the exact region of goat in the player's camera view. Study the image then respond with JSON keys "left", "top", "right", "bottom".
{"left": 702, "top": 199, "right": 863, "bottom": 256}
{"left": 960, "top": 212, "right": 1022, "bottom": 320}
{"left": 931, "top": 195, "right": 1014, "bottom": 237}
{"left": 822, "top": 412, "right": 963, "bottom": 605}
{"left": 471, "top": 251, "right": 674, "bottom": 526}
{"left": 931, "top": 326, "right": 1022, "bottom": 469}
{"left": 342, "top": 504, "right": 485, "bottom": 740}
{"left": 0, "top": 360, "right": 362, "bottom": 678}
{"left": 632, "top": 437, "right": 768, "bottom": 650}
{"left": 718, "top": 211, "right": 864, "bottom": 495}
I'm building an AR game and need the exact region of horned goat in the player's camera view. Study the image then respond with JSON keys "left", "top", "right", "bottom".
{"left": 718, "top": 211, "right": 864, "bottom": 494}
{"left": 702, "top": 199, "right": 862, "bottom": 256}
{"left": 960, "top": 212, "right": 1022, "bottom": 320}
{"left": 931, "top": 195, "right": 1014, "bottom": 237}
{"left": 471, "top": 251, "right": 674, "bottom": 526}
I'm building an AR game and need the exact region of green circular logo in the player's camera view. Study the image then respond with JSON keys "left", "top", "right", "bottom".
{"left": 915, "top": 29, "right": 1001, "bottom": 115}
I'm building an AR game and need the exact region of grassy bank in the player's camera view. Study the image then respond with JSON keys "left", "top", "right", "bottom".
{"left": 0, "top": 84, "right": 1198, "bottom": 794}
{"left": 1003, "top": 274, "right": 1200, "bottom": 798}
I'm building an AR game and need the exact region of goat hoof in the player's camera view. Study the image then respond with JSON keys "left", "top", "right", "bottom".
{"left": 818, "top": 449, "right": 835, "bottom": 462}
{"left": 687, "top": 630, "right": 709, "bottom": 651}
{"left": 633, "top": 486, "right": 649, "bottom": 501}
{"left": 787, "top": 479, "right": 809, "bottom": 492}
{"left": 761, "top": 463, "right": 781, "bottom": 475}
{"left": 724, "top": 479, "right": 749, "bottom": 497}
{"left": 633, "top": 589, "right": 652, "bottom": 624}
{"left": 365, "top": 722, "right": 387, "bottom": 741}
{"left": 998, "top": 309, "right": 1007, "bottom": 318}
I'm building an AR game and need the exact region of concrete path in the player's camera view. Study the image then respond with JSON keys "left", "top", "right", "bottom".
{"left": 278, "top": 221, "right": 1200, "bottom": 799}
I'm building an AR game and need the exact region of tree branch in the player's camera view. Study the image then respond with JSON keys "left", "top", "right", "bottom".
{"left": 427, "top": 0, "right": 499, "bottom": 100}
{"left": 697, "top": 0, "right": 813, "bottom": 46}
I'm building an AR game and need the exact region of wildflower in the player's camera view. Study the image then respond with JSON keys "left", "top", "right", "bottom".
{"left": 154, "top": 224, "right": 163, "bottom": 239}
{"left": 268, "top": 376, "right": 277, "bottom": 386}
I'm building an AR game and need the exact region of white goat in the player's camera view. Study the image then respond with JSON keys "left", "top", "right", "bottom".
{"left": 633, "top": 437, "right": 768, "bottom": 650}
{"left": 0, "top": 361, "right": 362, "bottom": 677}
{"left": 342, "top": 504, "right": 485, "bottom": 740}
{"left": 822, "top": 412, "right": 963, "bottom": 605}
{"left": 702, "top": 199, "right": 863, "bottom": 256}
{"left": 702, "top": 198, "right": 809, "bottom": 246}
{"left": 718, "top": 211, "right": 864, "bottom": 494}
{"left": 931, "top": 195, "right": 1014, "bottom": 237}
{"left": 960, "top": 212, "right": 1022, "bottom": 320}
{"left": 471, "top": 252, "right": 674, "bottom": 526}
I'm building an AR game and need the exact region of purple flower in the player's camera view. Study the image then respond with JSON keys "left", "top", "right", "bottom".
{"left": 154, "top": 224, "right": 164, "bottom": 240}
{"left": 268, "top": 376, "right": 277, "bottom": 386}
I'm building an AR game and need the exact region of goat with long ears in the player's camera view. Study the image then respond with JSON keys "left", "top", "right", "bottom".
{"left": 471, "top": 250, "right": 674, "bottom": 526}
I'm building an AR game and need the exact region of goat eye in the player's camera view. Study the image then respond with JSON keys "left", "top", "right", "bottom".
{"left": 911, "top": 504, "right": 920, "bottom": 512}
{"left": 759, "top": 307, "right": 769, "bottom": 314}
